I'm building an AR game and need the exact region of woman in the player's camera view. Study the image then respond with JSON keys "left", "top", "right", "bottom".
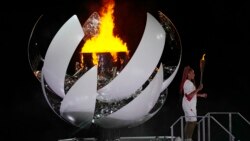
{"left": 179, "top": 65, "right": 207, "bottom": 141}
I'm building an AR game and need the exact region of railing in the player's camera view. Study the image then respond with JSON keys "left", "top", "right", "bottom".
{"left": 170, "top": 112, "right": 250, "bottom": 141}
{"left": 197, "top": 115, "right": 236, "bottom": 141}
{"left": 201, "top": 112, "right": 250, "bottom": 141}
{"left": 170, "top": 116, "right": 209, "bottom": 141}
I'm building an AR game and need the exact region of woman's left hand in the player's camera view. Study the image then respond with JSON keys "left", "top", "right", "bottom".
{"left": 202, "top": 93, "right": 207, "bottom": 98}
{"left": 198, "top": 93, "right": 207, "bottom": 98}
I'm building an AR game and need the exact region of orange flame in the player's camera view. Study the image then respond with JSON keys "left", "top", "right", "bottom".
{"left": 200, "top": 53, "right": 206, "bottom": 84}
{"left": 201, "top": 53, "right": 206, "bottom": 61}
{"left": 81, "top": 0, "right": 128, "bottom": 65}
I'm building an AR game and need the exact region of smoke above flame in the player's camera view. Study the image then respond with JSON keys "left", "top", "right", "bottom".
{"left": 81, "top": 0, "right": 128, "bottom": 65}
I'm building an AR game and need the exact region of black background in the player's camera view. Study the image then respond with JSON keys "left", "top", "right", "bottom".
{"left": 4, "top": 0, "right": 250, "bottom": 140}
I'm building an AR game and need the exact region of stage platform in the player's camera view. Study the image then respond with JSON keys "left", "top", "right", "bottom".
{"left": 58, "top": 136, "right": 176, "bottom": 141}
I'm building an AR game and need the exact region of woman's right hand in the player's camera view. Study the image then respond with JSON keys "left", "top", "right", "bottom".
{"left": 198, "top": 84, "right": 203, "bottom": 91}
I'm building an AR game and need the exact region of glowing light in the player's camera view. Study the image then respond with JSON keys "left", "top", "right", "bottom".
{"left": 67, "top": 115, "right": 75, "bottom": 122}
{"left": 81, "top": 0, "right": 128, "bottom": 65}
{"left": 200, "top": 53, "right": 206, "bottom": 84}
{"left": 201, "top": 53, "right": 206, "bottom": 61}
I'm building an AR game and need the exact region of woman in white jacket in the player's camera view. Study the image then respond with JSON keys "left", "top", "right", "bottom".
{"left": 179, "top": 65, "right": 207, "bottom": 141}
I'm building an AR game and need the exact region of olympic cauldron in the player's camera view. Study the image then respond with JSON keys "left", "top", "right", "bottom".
{"left": 28, "top": 10, "right": 182, "bottom": 128}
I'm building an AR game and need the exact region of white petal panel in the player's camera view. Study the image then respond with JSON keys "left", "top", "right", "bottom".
{"left": 128, "top": 88, "right": 168, "bottom": 128}
{"left": 60, "top": 66, "right": 98, "bottom": 127}
{"left": 127, "top": 106, "right": 162, "bottom": 128}
{"left": 161, "top": 56, "right": 181, "bottom": 92}
{"left": 41, "top": 73, "right": 62, "bottom": 118}
{"left": 42, "top": 15, "right": 84, "bottom": 98}
{"left": 98, "top": 13, "right": 166, "bottom": 101}
{"left": 96, "top": 64, "right": 164, "bottom": 128}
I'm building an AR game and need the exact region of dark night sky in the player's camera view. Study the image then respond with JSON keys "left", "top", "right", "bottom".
{"left": 4, "top": 0, "right": 250, "bottom": 140}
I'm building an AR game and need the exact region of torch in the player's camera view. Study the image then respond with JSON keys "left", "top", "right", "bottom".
{"left": 200, "top": 53, "right": 206, "bottom": 84}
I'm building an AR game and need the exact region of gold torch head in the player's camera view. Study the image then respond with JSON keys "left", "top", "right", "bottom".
{"left": 200, "top": 53, "right": 206, "bottom": 69}
{"left": 200, "top": 53, "right": 206, "bottom": 84}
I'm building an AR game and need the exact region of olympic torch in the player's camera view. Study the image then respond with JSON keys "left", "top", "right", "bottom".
{"left": 200, "top": 53, "right": 206, "bottom": 84}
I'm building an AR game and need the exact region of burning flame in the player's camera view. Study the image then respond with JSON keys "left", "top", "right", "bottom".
{"left": 201, "top": 53, "right": 206, "bottom": 61}
{"left": 200, "top": 53, "right": 206, "bottom": 84}
{"left": 81, "top": 0, "right": 128, "bottom": 65}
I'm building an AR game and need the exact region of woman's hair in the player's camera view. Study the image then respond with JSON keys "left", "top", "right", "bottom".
{"left": 179, "top": 65, "right": 193, "bottom": 94}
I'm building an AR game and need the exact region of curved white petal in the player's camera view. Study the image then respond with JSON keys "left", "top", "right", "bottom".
{"left": 42, "top": 15, "right": 84, "bottom": 98}
{"left": 161, "top": 56, "right": 181, "bottom": 92}
{"left": 60, "top": 66, "right": 98, "bottom": 127}
{"left": 128, "top": 88, "right": 169, "bottom": 128}
{"left": 96, "top": 64, "right": 164, "bottom": 128}
{"left": 98, "top": 13, "right": 166, "bottom": 101}
{"left": 41, "top": 72, "right": 62, "bottom": 118}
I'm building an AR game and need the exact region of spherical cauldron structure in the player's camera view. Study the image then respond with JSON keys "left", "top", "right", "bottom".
{"left": 28, "top": 11, "right": 182, "bottom": 128}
